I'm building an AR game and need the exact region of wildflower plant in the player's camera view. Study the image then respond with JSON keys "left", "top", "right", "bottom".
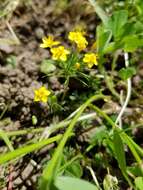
{"left": 39, "top": 31, "right": 99, "bottom": 93}
{"left": 2, "top": 1, "right": 143, "bottom": 190}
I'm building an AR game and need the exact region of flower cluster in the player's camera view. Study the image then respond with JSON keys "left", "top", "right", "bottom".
{"left": 68, "top": 31, "right": 88, "bottom": 51}
{"left": 40, "top": 35, "right": 70, "bottom": 62}
{"left": 35, "top": 31, "right": 99, "bottom": 103}
{"left": 39, "top": 31, "right": 99, "bottom": 68}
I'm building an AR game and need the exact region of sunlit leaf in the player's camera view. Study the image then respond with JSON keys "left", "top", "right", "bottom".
{"left": 54, "top": 176, "right": 98, "bottom": 190}
{"left": 106, "top": 10, "right": 128, "bottom": 39}
{"left": 40, "top": 59, "right": 56, "bottom": 74}
{"left": 119, "top": 67, "right": 136, "bottom": 80}
{"left": 135, "top": 177, "right": 143, "bottom": 190}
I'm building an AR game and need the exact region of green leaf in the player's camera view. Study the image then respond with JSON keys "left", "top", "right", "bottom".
{"left": 96, "top": 25, "right": 112, "bottom": 55}
{"left": 119, "top": 67, "right": 136, "bottom": 80}
{"left": 54, "top": 176, "right": 98, "bottom": 190}
{"left": 64, "top": 161, "right": 83, "bottom": 178}
{"left": 103, "top": 42, "right": 116, "bottom": 54}
{"left": 135, "top": 0, "right": 143, "bottom": 15}
{"left": 123, "top": 22, "right": 135, "bottom": 36}
{"left": 113, "top": 129, "right": 126, "bottom": 172}
{"left": 123, "top": 35, "right": 141, "bottom": 52}
{"left": 135, "top": 177, "right": 143, "bottom": 190}
{"left": 132, "top": 21, "right": 143, "bottom": 34}
{"left": 120, "top": 132, "right": 143, "bottom": 166}
{"left": 6, "top": 55, "right": 16, "bottom": 68}
{"left": 106, "top": 10, "right": 128, "bottom": 39}
{"left": 127, "top": 165, "right": 143, "bottom": 177}
{"left": 90, "top": 126, "right": 108, "bottom": 145}
{"left": 40, "top": 59, "right": 56, "bottom": 74}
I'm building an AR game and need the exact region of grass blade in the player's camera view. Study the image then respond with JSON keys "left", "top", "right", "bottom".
{"left": 0, "top": 134, "right": 62, "bottom": 165}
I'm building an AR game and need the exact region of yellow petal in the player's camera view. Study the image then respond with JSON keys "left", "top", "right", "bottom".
{"left": 40, "top": 43, "right": 48, "bottom": 48}
{"left": 87, "top": 62, "right": 94, "bottom": 68}
{"left": 61, "top": 55, "right": 67, "bottom": 61}
{"left": 41, "top": 96, "right": 48, "bottom": 103}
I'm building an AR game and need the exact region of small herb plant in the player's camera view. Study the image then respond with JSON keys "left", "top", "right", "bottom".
{"left": 39, "top": 31, "right": 99, "bottom": 92}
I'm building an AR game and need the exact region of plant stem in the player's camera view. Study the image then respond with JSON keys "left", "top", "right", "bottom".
{"left": 115, "top": 52, "right": 132, "bottom": 125}
{"left": 0, "top": 105, "right": 8, "bottom": 120}
{"left": 105, "top": 74, "right": 120, "bottom": 100}
{"left": 7, "top": 127, "right": 44, "bottom": 137}
{"left": 40, "top": 112, "right": 100, "bottom": 140}
{"left": 89, "top": 104, "right": 116, "bottom": 129}
{"left": 86, "top": 166, "right": 102, "bottom": 190}
{"left": 5, "top": 112, "right": 104, "bottom": 139}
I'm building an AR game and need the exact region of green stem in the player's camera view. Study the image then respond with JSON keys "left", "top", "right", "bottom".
{"left": 4, "top": 112, "right": 99, "bottom": 139}
{"left": 121, "top": 133, "right": 142, "bottom": 164}
{"left": 121, "top": 132, "right": 143, "bottom": 158}
{"left": 62, "top": 76, "right": 70, "bottom": 100}
{"left": 40, "top": 112, "right": 101, "bottom": 140}
{"left": 105, "top": 74, "right": 120, "bottom": 100}
{"left": 7, "top": 127, "right": 44, "bottom": 137}
{"left": 111, "top": 51, "right": 120, "bottom": 71}
{"left": 89, "top": 104, "right": 116, "bottom": 128}
{"left": 0, "top": 105, "right": 8, "bottom": 120}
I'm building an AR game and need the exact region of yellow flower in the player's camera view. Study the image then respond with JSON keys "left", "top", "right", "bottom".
{"left": 75, "top": 62, "right": 80, "bottom": 69}
{"left": 68, "top": 31, "right": 82, "bottom": 41}
{"left": 40, "top": 36, "right": 60, "bottom": 48}
{"left": 50, "top": 46, "right": 70, "bottom": 61}
{"left": 68, "top": 31, "right": 88, "bottom": 51}
{"left": 34, "top": 86, "right": 51, "bottom": 103}
{"left": 83, "top": 53, "right": 98, "bottom": 68}
{"left": 76, "top": 37, "right": 88, "bottom": 51}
